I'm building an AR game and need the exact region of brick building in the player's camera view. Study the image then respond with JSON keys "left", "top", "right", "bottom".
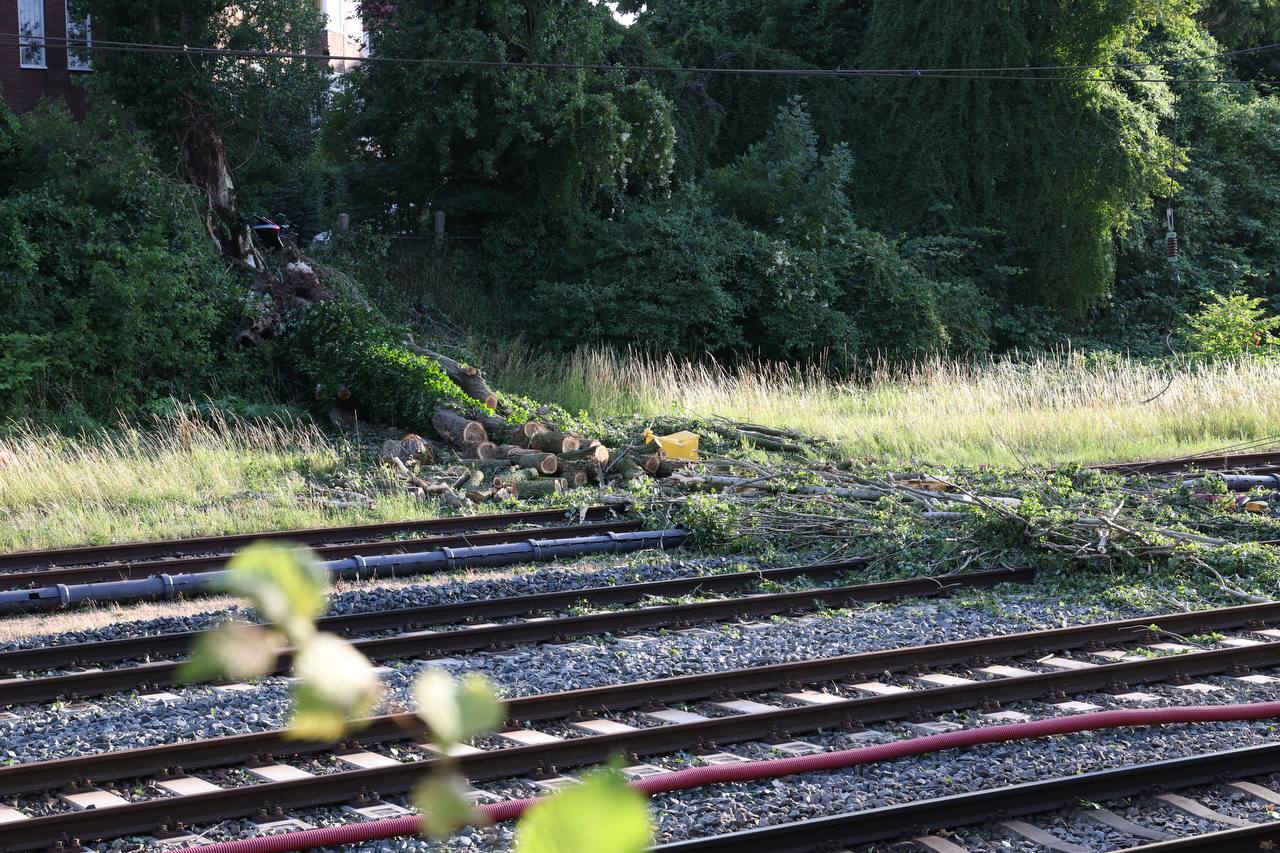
{"left": 0, "top": 1, "right": 93, "bottom": 115}
{"left": 1, "top": 1, "right": 362, "bottom": 115}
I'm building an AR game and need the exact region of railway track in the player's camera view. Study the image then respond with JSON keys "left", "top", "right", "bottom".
{"left": 0, "top": 564, "right": 1030, "bottom": 705}
{"left": 0, "top": 505, "right": 623, "bottom": 585}
{"left": 1089, "top": 448, "right": 1280, "bottom": 476}
{"left": 655, "top": 744, "right": 1280, "bottom": 851}
{"left": 4, "top": 601, "right": 1280, "bottom": 850}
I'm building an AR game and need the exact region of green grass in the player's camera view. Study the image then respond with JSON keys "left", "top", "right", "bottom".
{"left": 487, "top": 346, "right": 1280, "bottom": 467}
{"left": 0, "top": 411, "right": 426, "bottom": 552}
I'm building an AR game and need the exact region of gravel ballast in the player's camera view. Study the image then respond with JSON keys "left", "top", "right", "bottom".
{"left": 5, "top": 553, "right": 1273, "bottom": 851}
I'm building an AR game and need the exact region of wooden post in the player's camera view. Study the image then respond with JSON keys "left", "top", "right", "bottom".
{"left": 434, "top": 210, "right": 446, "bottom": 246}
{"left": 337, "top": 212, "right": 350, "bottom": 233}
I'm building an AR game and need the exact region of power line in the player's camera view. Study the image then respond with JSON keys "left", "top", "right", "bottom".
{"left": 2, "top": 31, "right": 1280, "bottom": 85}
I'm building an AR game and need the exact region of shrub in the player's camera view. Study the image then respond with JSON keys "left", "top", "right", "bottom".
{"left": 527, "top": 192, "right": 749, "bottom": 355}
{"left": 0, "top": 102, "right": 236, "bottom": 415}
{"left": 1182, "top": 292, "right": 1280, "bottom": 359}
{"left": 524, "top": 100, "right": 985, "bottom": 364}
{"left": 289, "top": 300, "right": 484, "bottom": 430}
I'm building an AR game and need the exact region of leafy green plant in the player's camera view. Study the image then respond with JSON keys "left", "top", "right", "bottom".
{"left": 289, "top": 300, "right": 487, "bottom": 430}
{"left": 0, "top": 102, "right": 238, "bottom": 416}
{"left": 1182, "top": 292, "right": 1280, "bottom": 359}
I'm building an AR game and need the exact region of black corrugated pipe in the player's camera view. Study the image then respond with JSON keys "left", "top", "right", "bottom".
{"left": 0, "top": 528, "right": 687, "bottom": 614}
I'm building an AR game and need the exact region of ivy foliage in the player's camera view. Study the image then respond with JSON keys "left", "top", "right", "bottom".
{"left": 0, "top": 103, "right": 235, "bottom": 415}
{"left": 289, "top": 300, "right": 486, "bottom": 430}
{"left": 852, "top": 0, "right": 1177, "bottom": 314}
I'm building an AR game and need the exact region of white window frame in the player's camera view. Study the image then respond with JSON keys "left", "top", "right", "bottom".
{"left": 65, "top": 0, "right": 92, "bottom": 71}
{"left": 18, "top": 0, "right": 47, "bottom": 69}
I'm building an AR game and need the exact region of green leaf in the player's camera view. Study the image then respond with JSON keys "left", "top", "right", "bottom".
{"left": 284, "top": 633, "right": 382, "bottom": 741}
{"left": 177, "top": 621, "right": 283, "bottom": 683}
{"left": 216, "top": 542, "right": 328, "bottom": 633}
{"left": 412, "top": 669, "right": 505, "bottom": 748}
{"left": 455, "top": 674, "right": 505, "bottom": 739}
{"left": 414, "top": 774, "right": 483, "bottom": 838}
{"left": 515, "top": 767, "right": 653, "bottom": 853}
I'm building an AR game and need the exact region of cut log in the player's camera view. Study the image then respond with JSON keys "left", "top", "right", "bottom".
{"left": 493, "top": 468, "right": 538, "bottom": 489}
{"left": 528, "top": 431, "right": 580, "bottom": 453}
{"left": 515, "top": 478, "right": 567, "bottom": 498}
{"left": 497, "top": 444, "right": 529, "bottom": 459}
{"left": 465, "top": 489, "right": 491, "bottom": 503}
{"left": 432, "top": 408, "right": 489, "bottom": 446}
{"left": 514, "top": 452, "right": 559, "bottom": 475}
{"left": 512, "top": 421, "right": 547, "bottom": 448}
{"left": 465, "top": 459, "right": 516, "bottom": 474}
{"left": 400, "top": 335, "right": 498, "bottom": 410}
{"left": 637, "top": 451, "right": 663, "bottom": 475}
{"left": 457, "top": 440, "right": 499, "bottom": 460}
{"left": 560, "top": 465, "right": 591, "bottom": 487}
{"left": 452, "top": 468, "right": 487, "bottom": 490}
{"left": 559, "top": 445, "right": 610, "bottom": 465}
{"left": 612, "top": 457, "right": 646, "bottom": 483}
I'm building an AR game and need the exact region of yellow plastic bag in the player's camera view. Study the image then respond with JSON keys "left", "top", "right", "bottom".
{"left": 643, "top": 428, "right": 700, "bottom": 461}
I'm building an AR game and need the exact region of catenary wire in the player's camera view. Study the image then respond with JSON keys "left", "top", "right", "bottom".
{"left": 2, "top": 31, "right": 1280, "bottom": 84}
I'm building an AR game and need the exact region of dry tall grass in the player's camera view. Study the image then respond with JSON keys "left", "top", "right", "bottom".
{"left": 0, "top": 411, "right": 421, "bottom": 552}
{"left": 489, "top": 347, "right": 1280, "bottom": 467}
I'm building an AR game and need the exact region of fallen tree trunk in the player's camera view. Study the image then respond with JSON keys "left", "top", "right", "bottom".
{"left": 400, "top": 335, "right": 498, "bottom": 410}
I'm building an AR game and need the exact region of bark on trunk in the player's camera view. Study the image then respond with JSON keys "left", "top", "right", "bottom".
{"left": 177, "top": 92, "right": 252, "bottom": 266}
{"left": 559, "top": 445, "right": 610, "bottom": 465}
{"left": 432, "top": 409, "right": 489, "bottom": 445}
{"left": 515, "top": 478, "right": 567, "bottom": 498}
{"left": 457, "top": 440, "right": 499, "bottom": 459}
{"left": 528, "top": 431, "right": 581, "bottom": 454}
{"left": 400, "top": 336, "right": 499, "bottom": 410}
{"left": 514, "top": 452, "right": 559, "bottom": 475}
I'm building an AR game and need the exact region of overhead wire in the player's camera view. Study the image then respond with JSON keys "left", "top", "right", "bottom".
{"left": 1, "top": 31, "right": 1280, "bottom": 85}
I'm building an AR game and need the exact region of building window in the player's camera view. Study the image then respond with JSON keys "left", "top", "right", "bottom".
{"left": 65, "top": 1, "right": 92, "bottom": 70}
{"left": 18, "top": 0, "right": 46, "bottom": 68}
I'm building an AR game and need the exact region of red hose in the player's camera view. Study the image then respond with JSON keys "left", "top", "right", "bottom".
{"left": 184, "top": 701, "right": 1280, "bottom": 852}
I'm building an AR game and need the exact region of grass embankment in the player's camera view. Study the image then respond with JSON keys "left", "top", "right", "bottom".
{"left": 0, "top": 412, "right": 422, "bottom": 552}
{"left": 489, "top": 347, "right": 1280, "bottom": 467}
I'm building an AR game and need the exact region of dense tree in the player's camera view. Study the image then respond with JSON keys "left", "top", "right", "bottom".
{"left": 523, "top": 100, "right": 984, "bottom": 362}
{"left": 76, "top": 0, "right": 329, "bottom": 262}
{"left": 0, "top": 103, "right": 237, "bottom": 415}
{"left": 330, "top": 1, "right": 676, "bottom": 230}
{"left": 852, "top": 0, "right": 1178, "bottom": 313}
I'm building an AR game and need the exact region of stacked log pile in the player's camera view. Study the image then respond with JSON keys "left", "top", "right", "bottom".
{"left": 375, "top": 406, "right": 684, "bottom": 507}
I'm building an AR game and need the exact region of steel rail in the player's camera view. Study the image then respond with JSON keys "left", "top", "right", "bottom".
{"left": 0, "top": 505, "right": 620, "bottom": 574}
{"left": 0, "top": 567, "right": 1032, "bottom": 705}
{"left": 0, "top": 557, "right": 876, "bottom": 674}
{"left": 2, "top": 609, "right": 1280, "bottom": 847}
{"left": 651, "top": 742, "right": 1280, "bottom": 852}
{"left": 2, "top": 637, "right": 1280, "bottom": 845}
{"left": 0, "top": 519, "right": 643, "bottom": 590}
{"left": 1090, "top": 449, "right": 1280, "bottom": 475}
{"left": 1124, "top": 823, "right": 1280, "bottom": 850}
